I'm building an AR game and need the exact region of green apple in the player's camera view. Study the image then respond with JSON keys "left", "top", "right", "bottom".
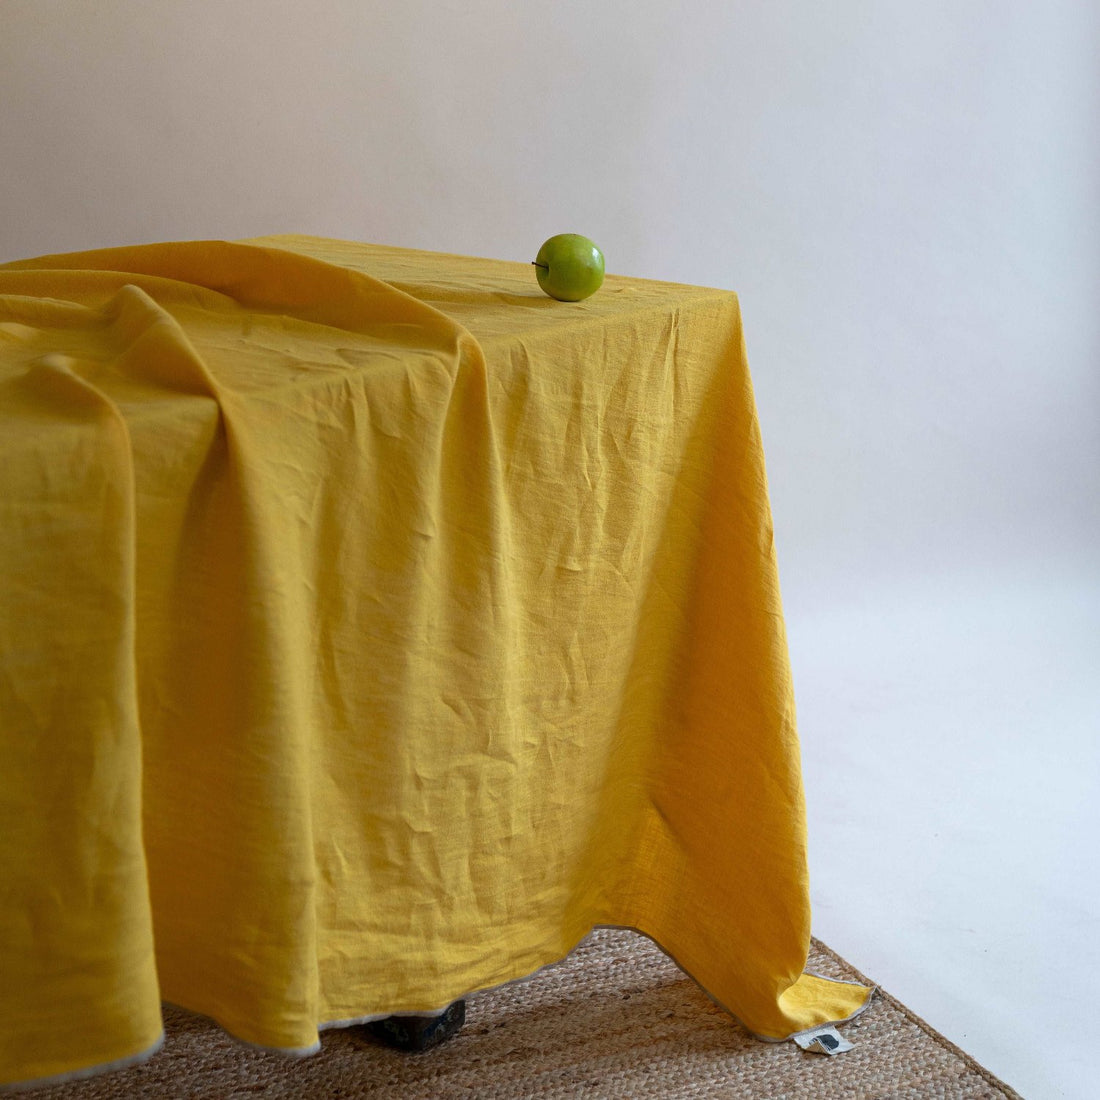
{"left": 532, "top": 233, "right": 605, "bottom": 301}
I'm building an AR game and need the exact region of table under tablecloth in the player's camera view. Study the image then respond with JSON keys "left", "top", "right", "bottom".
{"left": 0, "top": 236, "right": 870, "bottom": 1089}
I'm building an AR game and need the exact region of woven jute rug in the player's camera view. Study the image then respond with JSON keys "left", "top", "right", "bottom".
{"left": 24, "top": 929, "right": 1021, "bottom": 1099}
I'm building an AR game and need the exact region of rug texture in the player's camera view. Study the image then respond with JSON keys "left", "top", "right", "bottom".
{"left": 23, "top": 929, "right": 1021, "bottom": 1099}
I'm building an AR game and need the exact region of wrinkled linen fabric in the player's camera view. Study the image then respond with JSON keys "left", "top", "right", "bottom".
{"left": 0, "top": 237, "right": 870, "bottom": 1088}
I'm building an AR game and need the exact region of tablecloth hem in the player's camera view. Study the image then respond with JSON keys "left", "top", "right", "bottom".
{"left": 0, "top": 1033, "right": 164, "bottom": 1095}
{"left": 757, "top": 984, "right": 877, "bottom": 1044}
{"left": 598, "top": 923, "right": 875, "bottom": 1043}
{"left": 183, "top": 924, "right": 876, "bottom": 1055}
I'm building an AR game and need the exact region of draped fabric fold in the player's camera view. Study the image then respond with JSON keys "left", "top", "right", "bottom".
{"left": 0, "top": 238, "right": 869, "bottom": 1089}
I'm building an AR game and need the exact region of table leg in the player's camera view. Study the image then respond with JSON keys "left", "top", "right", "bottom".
{"left": 362, "top": 1000, "right": 467, "bottom": 1053}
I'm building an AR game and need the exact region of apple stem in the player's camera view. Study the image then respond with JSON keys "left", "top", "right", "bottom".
{"left": 532, "top": 262, "right": 548, "bottom": 269}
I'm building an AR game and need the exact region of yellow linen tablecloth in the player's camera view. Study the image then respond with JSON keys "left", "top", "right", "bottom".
{"left": 0, "top": 236, "right": 870, "bottom": 1089}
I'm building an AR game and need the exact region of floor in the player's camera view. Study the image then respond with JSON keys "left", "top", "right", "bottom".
{"left": 789, "top": 553, "right": 1099, "bottom": 1099}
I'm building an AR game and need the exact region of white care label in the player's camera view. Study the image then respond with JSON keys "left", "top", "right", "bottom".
{"left": 792, "top": 1024, "right": 854, "bottom": 1055}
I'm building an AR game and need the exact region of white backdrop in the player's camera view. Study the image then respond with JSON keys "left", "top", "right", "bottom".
{"left": 2, "top": 1, "right": 1097, "bottom": 596}
{"left": 2, "top": 1, "right": 1097, "bottom": 600}
{"left": 3, "top": 3, "right": 1098, "bottom": 1096}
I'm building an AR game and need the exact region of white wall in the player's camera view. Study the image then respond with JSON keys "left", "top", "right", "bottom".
{"left": 3, "top": 1, "right": 1096, "bottom": 602}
